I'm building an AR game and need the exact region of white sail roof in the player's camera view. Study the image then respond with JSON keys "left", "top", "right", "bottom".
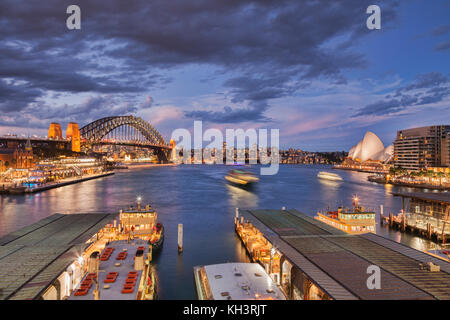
{"left": 348, "top": 131, "right": 393, "bottom": 162}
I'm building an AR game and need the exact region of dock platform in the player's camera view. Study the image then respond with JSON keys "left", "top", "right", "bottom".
{"left": 0, "top": 213, "right": 118, "bottom": 300}
{"left": 235, "top": 208, "right": 450, "bottom": 300}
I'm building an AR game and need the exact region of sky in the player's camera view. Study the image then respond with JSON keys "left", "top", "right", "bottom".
{"left": 0, "top": 0, "right": 449, "bottom": 151}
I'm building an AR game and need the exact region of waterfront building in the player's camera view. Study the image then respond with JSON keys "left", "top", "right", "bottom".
{"left": 443, "top": 131, "right": 450, "bottom": 168}
{"left": 393, "top": 125, "right": 450, "bottom": 170}
{"left": 388, "top": 192, "right": 450, "bottom": 243}
{"left": 348, "top": 131, "right": 393, "bottom": 162}
{"left": 335, "top": 131, "right": 392, "bottom": 173}
{"left": 0, "top": 139, "right": 33, "bottom": 171}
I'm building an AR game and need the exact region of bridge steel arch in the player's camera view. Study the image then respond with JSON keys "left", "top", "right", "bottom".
{"left": 80, "top": 116, "right": 169, "bottom": 148}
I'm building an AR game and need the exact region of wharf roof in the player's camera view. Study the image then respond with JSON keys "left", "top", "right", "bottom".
{"left": 240, "top": 209, "right": 450, "bottom": 300}
{"left": 0, "top": 213, "right": 117, "bottom": 246}
{"left": 199, "top": 263, "right": 285, "bottom": 300}
{"left": 392, "top": 192, "right": 450, "bottom": 204}
{"left": 0, "top": 213, "right": 118, "bottom": 300}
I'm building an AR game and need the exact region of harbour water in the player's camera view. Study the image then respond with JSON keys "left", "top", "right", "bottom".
{"left": 0, "top": 164, "right": 441, "bottom": 299}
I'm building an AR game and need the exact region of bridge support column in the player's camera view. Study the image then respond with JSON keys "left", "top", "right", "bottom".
{"left": 155, "top": 149, "right": 169, "bottom": 163}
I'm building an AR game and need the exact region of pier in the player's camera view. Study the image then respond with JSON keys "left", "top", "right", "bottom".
{"left": 235, "top": 208, "right": 450, "bottom": 300}
{"left": 368, "top": 175, "right": 450, "bottom": 191}
{"left": 3, "top": 172, "right": 114, "bottom": 194}
{"left": 381, "top": 192, "right": 450, "bottom": 244}
{"left": 0, "top": 213, "right": 118, "bottom": 300}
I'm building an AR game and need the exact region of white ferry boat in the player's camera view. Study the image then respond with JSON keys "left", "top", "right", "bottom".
{"left": 317, "top": 171, "right": 343, "bottom": 181}
{"left": 193, "top": 262, "right": 286, "bottom": 300}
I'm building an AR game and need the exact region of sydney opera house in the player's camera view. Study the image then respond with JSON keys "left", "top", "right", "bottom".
{"left": 348, "top": 131, "right": 393, "bottom": 163}
{"left": 336, "top": 131, "right": 393, "bottom": 173}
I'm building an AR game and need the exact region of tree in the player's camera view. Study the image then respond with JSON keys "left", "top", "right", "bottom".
{"left": 436, "top": 172, "right": 445, "bottom": 186}
{"left": 389, "top": 166, "right": 396, "bottom": 176}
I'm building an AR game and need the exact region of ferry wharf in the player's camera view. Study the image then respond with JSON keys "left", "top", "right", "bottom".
{"left": 235, "top": 208, "right": 450, "bottom": 300}
{"left": 381, "top": 192, "right": 450, "bottom": 244}
{"left": 0, "top": 212, "right": 118, "bottom": 300}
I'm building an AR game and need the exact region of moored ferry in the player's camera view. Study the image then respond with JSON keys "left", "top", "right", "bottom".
{"left": 119, "top": 197, "right": 164, "bottom": 252}
{"left": 315, "top": 196, "right": 376, "bottom": 234}
{"left": 69, "top": 239, "right": 156, "bottom": 300}
{"left": 193, "top": 262, "right": 286, "bottom": 300}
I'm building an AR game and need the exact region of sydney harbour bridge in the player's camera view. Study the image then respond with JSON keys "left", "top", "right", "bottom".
{"left": 0, "top": 116, "right": 174, "bottom": 163}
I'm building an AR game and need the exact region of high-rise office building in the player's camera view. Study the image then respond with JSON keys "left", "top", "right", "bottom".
{"left": 393, "top": 125, "right": 450, "bottom": 170}
{"left": 442, "top": 131, "right": 450, "bottom": 168}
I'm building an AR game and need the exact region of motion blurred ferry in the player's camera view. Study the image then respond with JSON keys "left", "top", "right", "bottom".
{"left": 225, "top": 169, "right": 259, "bottom": 187}
{"left": 315, "top": 196, "right": 376, "bottom": 234}
{"left": 317, "top": 171, "right": 343, "bottom": 181}
{"left": 120, "top": 197, "right": 164, "bottom": 252}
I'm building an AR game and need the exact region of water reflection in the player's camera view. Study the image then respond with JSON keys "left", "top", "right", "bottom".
{"left": 0, "top": 164, "right": 440, "bottom": 299}
{"left": 226, "top": 184, "right": 259, "bottom": 208}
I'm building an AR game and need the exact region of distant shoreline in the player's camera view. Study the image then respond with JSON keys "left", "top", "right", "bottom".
{"left": 367, "top": 175, "right": 450, "bottom": 191}
{"left": 124, "top": 163, "right": 178, "bottom": 169}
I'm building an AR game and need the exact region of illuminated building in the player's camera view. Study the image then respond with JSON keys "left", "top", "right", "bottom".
{"left": 0, "top": 139, "right": 33, "bottom": 171}
{"left": 348, "top": 131, "right": 393, "bottom": 162}
{"left": 66, "top": 122, "right": 81, "bottom": 152}
{"left": 48, "top": 123, "right": 62, "bottom": 139}
{"left": 394, "top": 125, "right": 450, "bottom": 170}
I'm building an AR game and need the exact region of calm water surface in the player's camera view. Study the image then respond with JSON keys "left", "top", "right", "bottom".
{"left": 0, "top": 165, "right": 441, "bottom": 299}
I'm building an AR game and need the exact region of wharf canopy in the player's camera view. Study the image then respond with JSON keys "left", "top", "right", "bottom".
{"left": 348, "top": 131, "right": 393, "bottom": 162}
{"left": 0, "top": 213, "right": 118, "bottom": 300}
{"left": 236, "top": 209, "right": 450, "bottom": 300}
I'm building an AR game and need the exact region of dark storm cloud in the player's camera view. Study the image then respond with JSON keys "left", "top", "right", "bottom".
{"left": 0, "top": 79, "right": 42, "bottom": 112}
{"left": 0, "top": 0, "right": 399, "bottom": 125}
{"left": 353, "top": 72, "right": 450, "bottom": 117}
{"left": 431, "top": 24, "right": 450, "bottom": 36}
{"left": 27, "top": 95, "right": 151, "bottom": 123}
{"left": 185, "top": 103, "right": 270, "bottom": 123}
{"left": 435, "top": 41, "right": 450, "bottom": 52}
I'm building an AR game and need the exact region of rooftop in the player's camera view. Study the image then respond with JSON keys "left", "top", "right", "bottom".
{"left": 200, "top": 263, "right": 285, "bottom": 300}
{"left": 0, "top": 213, "right": 117, "bottom": 300}
{"left": 392, "top": 192, "right": 450, "bottom": 204}
{"left": 240, "top": 209, "right": 450, "bottom": 300}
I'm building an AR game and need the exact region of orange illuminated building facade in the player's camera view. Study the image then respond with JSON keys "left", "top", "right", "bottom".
{"left": 0, "top": 139, "right": 33, "bottom": 171}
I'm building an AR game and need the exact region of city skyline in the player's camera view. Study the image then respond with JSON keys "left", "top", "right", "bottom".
{"left": 0, "top": 0, "right": 449, "bottom": 151}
